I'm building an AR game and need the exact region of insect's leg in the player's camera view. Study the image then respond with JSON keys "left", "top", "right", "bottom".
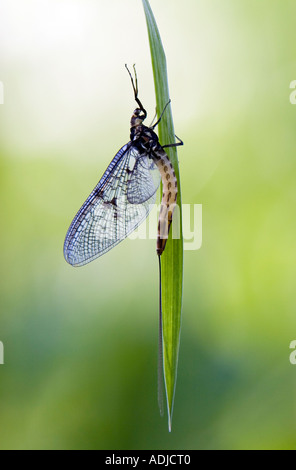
{"left": 149, "top": 107, "right": 158, "bottom": 127}
{"left": 162, "top": 135, "right": 184, "bottom": 149}
{"left": 151, "top": 100, "right": 171, "bottom": 130}
{"left": 125, "top": 64, "right": 147, "bottom": 118}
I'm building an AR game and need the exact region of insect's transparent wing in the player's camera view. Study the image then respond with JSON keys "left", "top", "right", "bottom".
{"left": 64, "top": 143, "right": 159, "bottom": 266}
{"left": 127, "top": 154, "right": 161, "bottom": 204}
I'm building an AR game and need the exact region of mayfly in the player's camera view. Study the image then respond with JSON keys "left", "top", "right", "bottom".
{"left": 64, "top": 65, "right": 182, "bottom": 412}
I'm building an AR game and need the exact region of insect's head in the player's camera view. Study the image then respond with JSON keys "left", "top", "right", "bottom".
{"left": 130, "top": 108, "right": 146, "bottom": 128}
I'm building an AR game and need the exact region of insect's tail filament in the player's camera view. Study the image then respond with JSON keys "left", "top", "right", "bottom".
{"left": 158, "top": 253, "right": 164, "bottom": 417}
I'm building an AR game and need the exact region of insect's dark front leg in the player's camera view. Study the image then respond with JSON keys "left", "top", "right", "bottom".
{"left": 162, "top": 134, "right": 184, "bottom": 149}
{"left": 151, "top": 100, "right": 171, "bottom": 130}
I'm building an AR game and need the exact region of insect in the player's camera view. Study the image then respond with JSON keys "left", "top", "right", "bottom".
{"left": 64, "top": 65, "right": 182, "bottom": 412}
{"left": 64, "top": 65, "right": 182, "bottom": 266}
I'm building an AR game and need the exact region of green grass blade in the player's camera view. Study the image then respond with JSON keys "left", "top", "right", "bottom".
{"left": 142, "top": 0, "right": 183, "bottom": 432}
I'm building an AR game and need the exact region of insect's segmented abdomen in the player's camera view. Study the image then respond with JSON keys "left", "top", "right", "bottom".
{"left": 153, "top": 148, "right": 178, "bottom": 256}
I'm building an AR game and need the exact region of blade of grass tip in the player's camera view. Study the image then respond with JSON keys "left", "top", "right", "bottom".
{"left": 141, "top": 0, "right": 184, "bottom": 432}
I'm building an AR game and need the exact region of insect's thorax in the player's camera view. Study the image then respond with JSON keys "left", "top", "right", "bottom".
{"left": 129, "top": 114, "right": 178, "bottom": 256}
{"left": 130, "top": 123, "right": 161, "bottom": 158}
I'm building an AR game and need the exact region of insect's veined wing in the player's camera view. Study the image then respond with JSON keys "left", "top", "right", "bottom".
{"left": 127, "top": 152, "right": 161, "bottom": 204}
{"left": 64, "top": 142, "right": 161, "bottom": 267}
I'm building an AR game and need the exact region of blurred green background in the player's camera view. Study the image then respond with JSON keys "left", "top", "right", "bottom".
{"left": 0, "top": 0, "right": 296, "bottom": 450}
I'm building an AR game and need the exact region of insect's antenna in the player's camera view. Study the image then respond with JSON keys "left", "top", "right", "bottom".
{"left": 152, "top": 100, "right": 171, "bottom": 130}
{"left": 132, "top": 64, "right": 138, "bottom": 97}
{"left": 125, "top": 64, "right": 147, "bottom": 118}
{"left": 125, "top": 64, "right": 137, "bottom": 97}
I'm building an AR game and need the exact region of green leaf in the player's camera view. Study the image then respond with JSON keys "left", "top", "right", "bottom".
{"left": 142, "top": 0, "right": 183, "bottom": 432}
